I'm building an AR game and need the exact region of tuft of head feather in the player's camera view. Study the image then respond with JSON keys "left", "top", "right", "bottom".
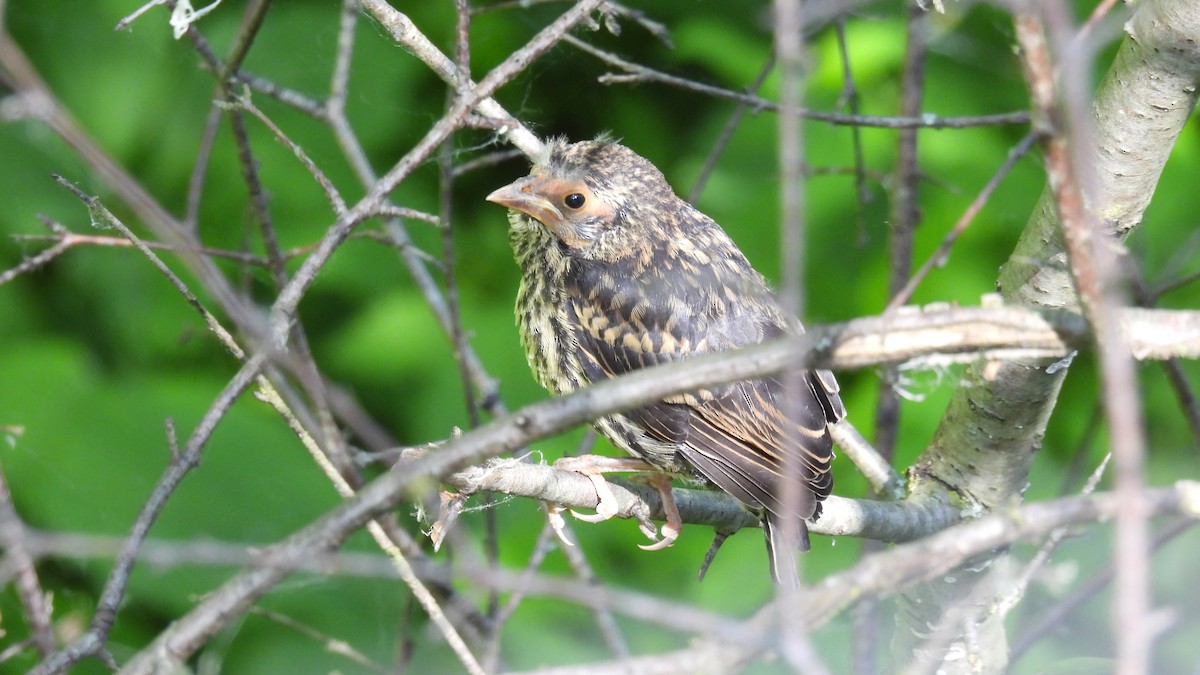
{"left": 536, "top": 137, "right": 670, "bottom": 197}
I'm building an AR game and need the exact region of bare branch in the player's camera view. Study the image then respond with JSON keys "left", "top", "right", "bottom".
{"left": 510, "top": 482, "right": 1200, "bottom": 674}
{"left": 33, "top": 353, "right": 268, "bottom": 675}
{"left": 270, "top": 0, "right": 606, "bottom": 342}
{"left": 567, "top": 34, "right": 1032, "bottom": 130}
{"left": 359, "top": 0, "right": 543, "bottom": 158}
{"left": 7, "top": 1, "right": 1200, "bottom": 671}
{"left": 0, "top": 464, "right": 56, "bottom": 658}
{"left": 1018, "top": 5, "right": 1154, "bottom": 670}
{"left": 428, "top": 452, "right": 957, "bottom": 543}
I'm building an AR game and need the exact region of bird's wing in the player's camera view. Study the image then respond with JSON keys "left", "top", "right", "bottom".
{"left": 565, "top": 256, "right": 840, "bottom": 522}
{"left": 678, "top": 374, "right": 834, "bottom": 519}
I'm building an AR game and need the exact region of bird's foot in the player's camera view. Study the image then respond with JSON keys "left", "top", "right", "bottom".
{"left": 551, "top": 455, "right": 682, "bottom": 549}
{"left": 572, "top": 472, "right": 621, "bottom": 523}
{"left": 552, "top": 455, "right": 654, "bottom": 523}
{"left": 637, "top": 473, "right": 682, "bottom": 551}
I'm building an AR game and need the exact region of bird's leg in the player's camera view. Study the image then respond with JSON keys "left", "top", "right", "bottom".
{"left": 637, "top": 472, "right": 681, "bottom": 551}
{"left": 552, "top": 455, "right": 681, "bottom": 549}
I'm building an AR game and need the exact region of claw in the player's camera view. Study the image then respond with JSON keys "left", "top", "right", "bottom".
{"left": 638, "top": 528, "right": 677, "bottom": 551}
{"left": 545, "top": 503, "right": 575, "bottom": 546}
{"left": 569, "top": 473, "right": 620, "bottom": 522}
{"left": 636, "top": 516, "right": 659, "bottom": 541}
{"left": 549, "top": 455, "right": 685, "bottom": 552}
{"left": 570, "top": 509, "right": 611, "bottom": 523}
{"left": 636, "top": 473, "right": 683, "bottom": 551}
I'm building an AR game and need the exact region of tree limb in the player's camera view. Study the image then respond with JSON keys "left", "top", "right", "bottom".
{"left": 896, "top": 1, "right": 1200, "bottom": 671}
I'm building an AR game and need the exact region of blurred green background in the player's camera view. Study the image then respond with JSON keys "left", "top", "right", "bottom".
{"left": 2, "top": 1, "right": 1199, "bottom": 672}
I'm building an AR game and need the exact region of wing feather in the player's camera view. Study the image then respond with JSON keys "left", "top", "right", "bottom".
{"left": 563, "top": 238, "right": 843, "bottom": 526}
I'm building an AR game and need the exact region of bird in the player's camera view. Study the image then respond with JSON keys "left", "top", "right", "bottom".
{"left": 486, "top": 136, "right": 844, "bottom": 586}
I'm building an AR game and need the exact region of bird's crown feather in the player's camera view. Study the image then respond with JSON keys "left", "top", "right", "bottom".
{"left": 537, "top": 135, "right": 669, "bottom": 194}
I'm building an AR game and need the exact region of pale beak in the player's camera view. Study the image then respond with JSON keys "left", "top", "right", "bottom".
{"left": 486, "top": 177, "right": 563, "bottom": 226}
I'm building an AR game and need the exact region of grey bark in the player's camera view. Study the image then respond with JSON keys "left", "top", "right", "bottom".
{"left": 893, "top": 2, "right": 1200, "bottom": 673}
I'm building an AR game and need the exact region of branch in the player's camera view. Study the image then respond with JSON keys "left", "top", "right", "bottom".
{"left": 34, "top": 355, "right": 267, "bottom": 675}
{"left": 509, "top": 482, "right": 1200, "bottom": 674}
{"left": 819, "top": 303, "right": 1200, "bottom": 367}
{"left": 426, "top": 453, "right": 958, "bottom": 544}
{"left": 1016, "top": 7, "right": 1151, "bottom": 673}
{"left": 0, "top": 464, "right": 56, "bottom": 658}
{"left": 812, "top": 482, "right": 1199, "bottom": 633}
{"left": 358, "top": 0, "right": 543, "bottom": 158}
{"left": 567, "top": 35, "right": 1032, "bottom": 130}
{"left": 269, "top": 0, "right": 606, "bottom": 343}
{"left": 897, "top": 0, "right": 1200, "bottom": 671}
{"left": 114, "top": 292, "right": 1200, "bottom": 672}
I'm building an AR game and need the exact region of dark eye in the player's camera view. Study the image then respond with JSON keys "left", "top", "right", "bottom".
{"left": 564, "top": 193, "right": 586, "bottom": 209}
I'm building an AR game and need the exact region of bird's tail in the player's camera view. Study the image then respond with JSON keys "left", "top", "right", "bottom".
{"left": 763, "top": 512, "right": 809, "bottom": 589}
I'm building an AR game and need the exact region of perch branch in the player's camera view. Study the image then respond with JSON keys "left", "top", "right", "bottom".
{"left": 116, "top": 294, "right": 1200, "bottom": 672}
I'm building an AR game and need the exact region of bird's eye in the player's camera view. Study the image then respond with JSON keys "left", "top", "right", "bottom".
{"left": 564, "top": 193, "right": 586, "bottom": 209}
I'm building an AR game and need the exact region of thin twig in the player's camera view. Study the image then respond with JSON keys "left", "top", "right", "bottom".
{"left": 183, "top": 103, "right": 224, "bottom": 232}
{"left": 358, "top": 0, "right": 543, "bottom": 157}
{"left": 1077, "top": 0, "right": 1124, "bottom": 45}
{"left": 250, "top": 607, "right": 390, "bottom": 674}
{"left": 688, "top": 54, "right": 775, "bottom": 205}
{"left": 859, "top": 10, "right": 926, "bottom": 669}
{"left": 32, "top": 354, "right": 268, "bottom": 675}
{"left": 1060, "top": 400, "right": 1105, "bottom": 495}
{"left": 771, "top": 2, "right": 831, "bottom": 672}
{"left": 441, "top": 0, "right": 503, "bottom": 650}
{"left": 482, "top": 523, "right": 559, "bottom": 671}
{"left": 1009, "top": 517, "right": 1196, "bottom": 662}
{"left": 8, "top": 226, "right": 292, "bottom": 266}
{"left": 566, "top": 35, "right": 1032, "bottom": 130}
{"left": 885, "top": 130, "right": 1042, "bottom": 312}
{"left": 1000, "top": 452, "right": 1113, "bottom": 618}
{"left": 0, "top": 464, "right": 57, "bottom": 658}
{"left": 14, "top": 529, "right": 442, "bottom": 579}
{"left": 222, "top": 89, "right": 347, "bottom": 214}
{"left": 876, "top": 2, "right": 928, "bottom": 461}
{"left": 0, "top": 220, "right": 73, "bottom": 285}
{"left": 271, "top": 0, "right": 607, "bottom": 343}
{"left": 834, "top": 19, "right": 871, "bottom": 242}
{"left": 830, "top": 422, "right": 904, "bottom": 501}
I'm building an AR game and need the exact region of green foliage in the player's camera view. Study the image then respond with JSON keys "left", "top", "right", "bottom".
{"left": 1, "top": 0, "right": 1198, "bottom": 672}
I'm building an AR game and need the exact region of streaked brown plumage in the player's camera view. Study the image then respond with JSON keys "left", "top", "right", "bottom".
{"left": 487, "top": 137, "right": 844, "bottom": 586}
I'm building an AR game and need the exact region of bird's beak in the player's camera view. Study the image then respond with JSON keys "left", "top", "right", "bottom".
{"left": 486, "top": 177, "right": 563, "bottom": 226}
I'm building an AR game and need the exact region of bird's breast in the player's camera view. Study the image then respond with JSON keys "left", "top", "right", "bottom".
{"left": 511, "top": 220, "right": 588, "bottom": 396}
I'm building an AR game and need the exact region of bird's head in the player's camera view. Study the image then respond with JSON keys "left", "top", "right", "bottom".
{"left": 486, "top": 137, "right": 676, "bottom": 259}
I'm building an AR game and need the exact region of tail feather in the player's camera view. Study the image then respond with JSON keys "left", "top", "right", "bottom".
{"left": 763, "top": 513, "right": 809, "bottom": 589}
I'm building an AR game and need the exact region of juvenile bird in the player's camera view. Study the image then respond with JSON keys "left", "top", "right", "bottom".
{"left": 486, "top": 137, "right": 844, "bottom": 586}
